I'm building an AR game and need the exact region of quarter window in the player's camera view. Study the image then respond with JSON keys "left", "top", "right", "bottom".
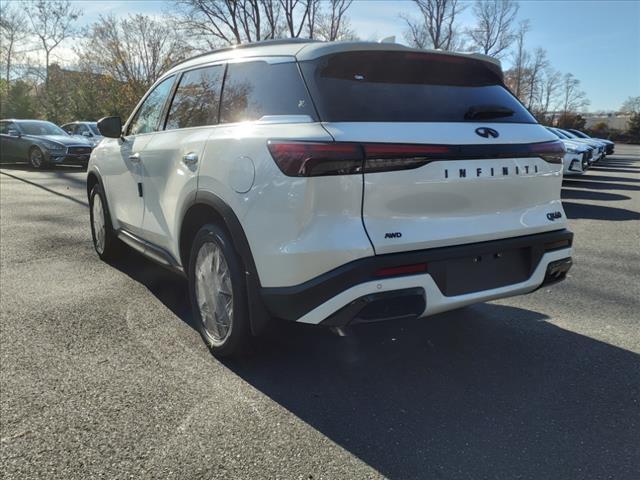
{"left": 165, "top": 65, "right": 224, "bottom": 130}
{"left": 127, "top": 76, "right": 175, "bottom": 136}
{"left": 220, "top": 61, "right": 316, "bottom": 124}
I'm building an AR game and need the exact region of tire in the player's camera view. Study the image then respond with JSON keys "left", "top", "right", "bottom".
{"left": 29, "top": 146, "right": 47, "bottom": 169}
{"left": 188, "top": 223, "right": 251, "bottom": 357}
{"left": 89, "top": 183, "right": 121, "bottom": 260}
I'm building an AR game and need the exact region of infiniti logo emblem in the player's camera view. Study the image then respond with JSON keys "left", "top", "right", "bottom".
{"left": 475, "top": 127, "right": 499, "bottom": 138}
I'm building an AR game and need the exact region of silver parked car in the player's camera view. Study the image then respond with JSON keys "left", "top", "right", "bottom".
{"left": 61, "top": 121, "right": 104, "bottom": 147}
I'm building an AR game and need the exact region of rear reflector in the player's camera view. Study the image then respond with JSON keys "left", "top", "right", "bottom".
{"left": 375, "top": 263, "right": 428, "bottom": 278}
{"left": 544, "top": 239, "right": 572, "bottom": 251}
{"left": 267, "top": 140, "right": 566, "bottom": 176}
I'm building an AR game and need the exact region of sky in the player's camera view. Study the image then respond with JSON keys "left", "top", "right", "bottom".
{"left": 59, "top": 0, "right": 640, "bottom": 111}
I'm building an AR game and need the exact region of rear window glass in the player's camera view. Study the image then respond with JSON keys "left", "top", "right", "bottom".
{"left": 300, "top": 51, "right": 536, "bottom": 123}
{"left": 220, "top": 61, "right": 317, "bottom": 123}
{"left": 166, "top": 65, "right": 224, "bottom": 130}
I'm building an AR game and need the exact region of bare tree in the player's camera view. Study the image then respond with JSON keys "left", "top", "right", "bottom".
{"left": 26, "top": 0, "right": 82, "bottom": 86}
{"left": 467, "top": 0, "right": 519, "bottom": 58}
{"left": 402, "top": 0, "right": 466, "bottom": 51}
{"left": 620, "top": 96, "right": 640, "bottom": 114}
{"left": 525, "top": 47, "right": 548, "bottom": 109}
{"left": 174, "top": 0, "right": 284, "bottom": 47}
{"left": 280, "top": 0, "right": 310, "bottom": 38}
{"left": 77, "top": 14, "right": 192, "bottom": 99}
{"left": 319, "top": 0, "right": 354, "bottom": 41}
{"left": 538, "top": 67, "right": 562, "bottom": 119}
{"left": 560, "top": 73, "right": 589, "bottom": 115}
{"left": 306, "top": 0, "right": 321, "bottom": 39}
{"left": 0, "top": 1, "right": 31, "bottom": 83}
{"left": 510, "top": 19, "right": 529, "bottom": 98}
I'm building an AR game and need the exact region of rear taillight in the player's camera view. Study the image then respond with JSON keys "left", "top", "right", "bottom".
{"left": 529, "top": 140, "right": 565, "bottom": 164}
{"left": 363, "top": 143, "right": 452, "bottom": 173}
{"left": 266, "top": 141, "right": 362, "bottom": 176}
{"left": 267, "top": 140, "right": 566, "bottom": 176}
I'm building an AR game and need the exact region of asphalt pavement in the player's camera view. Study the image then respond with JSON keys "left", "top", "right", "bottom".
{"left": 1, "top": 145, "right": 639, "bottom": 479}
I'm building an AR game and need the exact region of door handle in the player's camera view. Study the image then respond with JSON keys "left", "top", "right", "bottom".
{"left": 129, "top": 152, "right": 141, "bottom": 163}
{"left": 182, "top": 152, "right": 198, "bottom": 166}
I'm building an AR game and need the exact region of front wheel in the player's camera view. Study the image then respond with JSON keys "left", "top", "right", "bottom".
{"left": 188, "top": 224, "right": 251, "bottom": 357}
{"left": 29, "top": 147, "right": 47, "bottom": 169}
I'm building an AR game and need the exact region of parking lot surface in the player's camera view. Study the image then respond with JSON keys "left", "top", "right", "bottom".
{"left": 1, "top": 145, "right": 639, "bottom": 479}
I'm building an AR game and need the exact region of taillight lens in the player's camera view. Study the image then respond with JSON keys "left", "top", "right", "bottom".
{"left": 267, "top": 141, "right": 362, "bottom": 176}
{"left": 529, "top": 140, "right": 565, "bottom": 164}
{"left": 267, "top": 139, "right": 566, "bottom": 176}
{"left": 363, "top": 143, "right": 451, "bottom": 173}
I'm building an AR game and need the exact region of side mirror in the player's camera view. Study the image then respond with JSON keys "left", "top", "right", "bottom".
{"left": 82, "top": 131, "right": 92, "bottom": 137}
{"left": 7, "top": 129, "right": 21, "bottom": 138}
{"left": 97, "top": 116, "right": 123, "bottom": 139}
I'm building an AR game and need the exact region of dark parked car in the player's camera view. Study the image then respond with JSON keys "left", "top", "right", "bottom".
{"left": 0, "top": 119, "right": 93, "bottom": 169}
{"left": 61, "top": 121, "right": 104, "bottom": 147}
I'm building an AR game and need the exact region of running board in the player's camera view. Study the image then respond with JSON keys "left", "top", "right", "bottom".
{"left": 116, "top": 229, "right": 185, "bottom": 276}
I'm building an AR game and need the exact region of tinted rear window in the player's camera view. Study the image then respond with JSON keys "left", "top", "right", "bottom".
{"left": 220, "top": 61, "right": 317, "bottom": 123}
{"left": 300, "top": 51, "right": 536, "bottom": 123}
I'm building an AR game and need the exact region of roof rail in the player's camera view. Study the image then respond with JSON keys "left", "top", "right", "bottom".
{"left": 170, "top": 38, "right": 322, "bottom": 70}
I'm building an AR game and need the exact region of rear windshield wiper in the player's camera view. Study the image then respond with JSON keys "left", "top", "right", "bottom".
{"left": 464, "top": 105, "right": 515, "bottom": 120}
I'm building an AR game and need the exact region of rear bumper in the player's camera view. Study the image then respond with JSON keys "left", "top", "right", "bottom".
{"left": 262, "top": 229, "right": 573, "bottom": 324}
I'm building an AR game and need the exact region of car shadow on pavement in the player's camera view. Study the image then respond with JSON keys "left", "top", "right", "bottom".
{"left": 224, "top": 304, "right": 640, "bottom": 480}
{"left": 101, "top": 245, "right": 640, "bottom": 479}
{"left": 560, "top": 188, "right": 630, "bottom": 202}
{"left": 106, "top": 248, "right": 196, "bottom": 329}
{"left": 563, "top": 179, "right": 640, "bottom": 192}
{"left": 562, "top": 202, "right": 640, "bottom": 221}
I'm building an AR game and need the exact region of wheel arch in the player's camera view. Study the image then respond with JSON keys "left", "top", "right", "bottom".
{"left": 179, "top": 192, "right": 270, "bottom": 336}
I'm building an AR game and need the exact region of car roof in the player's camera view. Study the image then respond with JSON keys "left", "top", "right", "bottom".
{"left": 2, "top": 119, "right": 51, "bottom": 122}
{"left": 165, "top": 39, "right": 502, "bottom": 78}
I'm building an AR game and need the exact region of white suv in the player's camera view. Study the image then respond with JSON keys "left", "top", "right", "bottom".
{"left": 87, "top": 40, "right": 573, "bottom": 356}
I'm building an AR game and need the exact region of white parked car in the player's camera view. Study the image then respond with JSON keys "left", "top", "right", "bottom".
{"left": 61, "top": 121, "right": 104, "bottom": 147}
{"left": 545, "top": 127, "right": 591, "bottom": 175}
{"left": 87, "top": 40, "right": 573, "bottom": 356}
{"left": 551, "top": 127, "right": 606, "bottom": 162}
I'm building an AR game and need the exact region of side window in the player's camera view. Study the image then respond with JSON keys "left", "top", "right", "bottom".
{"left": 165, "top": 65, "right": 224, "bottom": 130}
{"left": 220, "top": 61, "right": 316, "bottom": 124}
{"left": 76, "top": 124, "right": 89, "bottom": 135}
{"left": 1, "top": 121, "right": 17, "bottom": 134}
{"left": 63, "top": 124, "right": 76, "bottom": 135}
{"left": 127, "top": 76, "right": 175, "bottom": 136}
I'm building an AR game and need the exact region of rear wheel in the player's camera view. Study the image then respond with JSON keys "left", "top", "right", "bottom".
{"left": 89, "top": 184, "right": 121, "bottom": 260}
{"left": 29, "top": 147, "right": 47, "bottom": 169}
{"left": 188, "top": 224, "right": 251, "bottom": 357}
